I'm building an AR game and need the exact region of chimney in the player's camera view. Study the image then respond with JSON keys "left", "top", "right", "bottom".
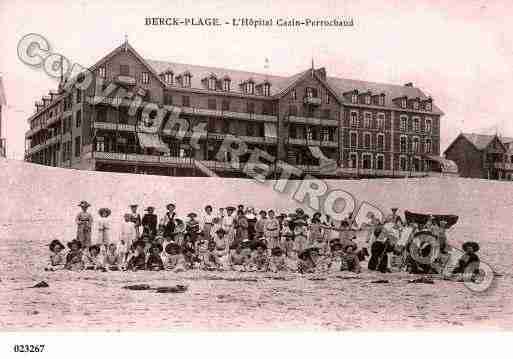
{"left": 315, "top": 67, "right": 327, "bottom": 80}
{"left": 404, "top": 82, "right": 413, "bottom": 87}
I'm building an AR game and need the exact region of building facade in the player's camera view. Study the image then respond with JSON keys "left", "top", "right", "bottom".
{"left": 444, "top": 133, "right": 513, "bottom": 180}
{"left": 24, "top": 42, "right": 443, "bottom": 178}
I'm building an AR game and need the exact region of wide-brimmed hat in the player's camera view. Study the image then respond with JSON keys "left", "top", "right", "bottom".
{"left": 226, "top": 206, "right": 236, "bottom": 211}
{"left": 391, "top": 207, "right": 399, "bottom": 212}
{"left": 150, "top": 243, "right": 163, "bottom": 253}
{"left": 49, "top": 239, "right": 65, "bottom": 252}
{"left": 294, "top": 219, "right": 307, "bottom": 226}
{"left": 215, "top": 228, "right": 227, "bottom": 235}
{"left": 462, "top": 241, "right": 479, "bottom": 252}
{"left": 271, "top": 247, "right": 284, "bottom": 256}
{"left": 187, "top": 212, "right": 197, "bottom": 218}
{"left": 129, "top": 204, "right": 138, "bottom": 208}
{"left": 295, "top": 208, "right": 305, "bottom": 214}
{"left": 166, "top": 203, "right": 175, "bottom": 209}
{"left": 145, "top": 206, "right": 155, "bottom": 212}
{"left": 78, "top": 200, "right": 91, "bottom": 208}
{"left": 259, "top": 210, "right": 267, "bottom": 215}
{"left": 88, "top": 244, "right": 101, "bottom": 253}
{"left": 313, "top": 212, "right": 322, "bottom": 218}
{"left": 67, "top": 239, "right": 82, "bottom": 250}
{"left": 165, "top": 242, "right": 181, "bottom": 254}
{"left": 98, "top": 208, "right": 111, "bottom": 217}
{"left": 298, "top": 247, "right": 319, "bottom": 260}
{"left": 204, "top": 205, "right": 213, "bottom": 211}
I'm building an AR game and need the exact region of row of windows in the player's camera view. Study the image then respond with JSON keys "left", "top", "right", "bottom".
{"left": 31, "top": 89, "right": 82, "bottom": 130}
{"left": 291, "top": 88, "right": 331, "bottom": 104}
{"left": 349, "top": 93, "right": 385, "bottom": 106}
{"left": 347, "top": 153, "right": 429, "bottom": 171}
{"left": 163, "top": 95, "right": 275, "bottom": 115}
{"left": 289, "top": 126, "right": 337, "bottom": 142}
{"left": 399, "top": 136, "right": 432, "bottom": 154}
{"left": 399, "top": 116, "right": 432, "bottom": 133}
{"left": 349, "top": 111, "right": 386, "bottom": 129}
{"left": 349, "top": 132, "right": 386, "bottom": 150}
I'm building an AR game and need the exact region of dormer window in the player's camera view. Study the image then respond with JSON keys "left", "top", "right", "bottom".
{"left": 351, "top": 93, "right": 358, "bottom": 104}
{"left": 292, "top": 89, "right": 297, "bottom": 100}
{"left": 425, "top": 102, "right": 432, "bottom": 111}
{"left": 325, "top": 91, "right": 330, "bottom": 104}
{"left": 245, "top": 81, "right": 255, "bottom": 94}
{"left": 98, "top": 66, "right": 106, "bottom": 78}
{"left": 223, "top": 78, "right": 231, "bottom": 91}
{"left": 208, "top": 76, "right": 217, "bottom": 91}
{"left": 413, "top": 101, "right": 419, "bottom": 110}
{"left": 379, "top": 94, "right": 385, "bottom": 106}
{"left": 263, "top": 83, "right": 271, "bottom": 96}
{"left": 183, "top": 73, "right": 191, "bottom": 88}
{"left": 364, "top": 93, "right": 371, "bottom": 105}
{"left": 164, "top": 72, "right": 173, "bottom": 85}
{"left": 141, "top": 72, "right": 150, "bottom": 85}
{"left": 305, "top": 87, "right": 317, "bottom": 98}
{"left": 401, "top": 98, "right": 407, "bottom": 108}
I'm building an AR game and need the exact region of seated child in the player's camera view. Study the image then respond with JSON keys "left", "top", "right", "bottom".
{"left": 83, "top": 244, "right": 106, "bottom": 271}
{"left": 203, "top": 241, "right": 222, "bottom": 271}
{"left": 269, "top": 247, "right": 287, "bottom": 272}
{"left": 163, "top": 243, "right": 186, "bottom": 271}
{"left": 251, "top": 242, "right": 269, "bottom": 272}
{"left": 293, "top": 219, "right": 309, "bottom": 254}
{"left": 297, "top": 247, "right": 320, "bottom": 274}
{"left": 46, "top": 239, "right": 66, "bottom": 271}
{"left": 117, "top": 237, "right": 131, "bottom": 269}
{"left": 209, "top": 217, "right": 222, "bottom": 239}
{"left": 328, "top": 241, "right": 344, "bottom": 273}
{"left": 146, "top": 243, "right": 164, "bottom": 271}
{"left": 154, "top": 228, "right": 166, "bottom": 246}
{"left": 186, "top": 212, "right": 201, "bottom": 244}
{"left": 340, "top": 242, "right": 361, "bottom": 273}
{"left": 64, "top": 239, "right": 84, "bottom": 271}
{"left": 229, "top": 244, "right": 249, "bottom": 271}
{"left": 105, "top": 243, "right": 123, "bottom": 270}
{"left": 182, "top": 246, "right": 200, "bottom": 270}
{"left": 212, "top": 228, "right": 229, "bottom": 268}
{"left": 173, "top": 219, "right": 186, "bottom": 246}
{"left": 452, "top": 241, "right": 480, "bottom": 280}
{"left": 126, "top": 240, "right": 146, "bottom": 271}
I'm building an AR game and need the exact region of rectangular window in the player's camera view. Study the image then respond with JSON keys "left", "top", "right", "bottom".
{"left": 401, "top": 98, "right": 407, "bottom": 108}
{"left": 120, "top": 65, "right": 129, "bottom": 76}
{"left": 325, "top": 91, "right": 330, "bottom": 104}
{"left": 350, "top": 132, "right": 357, "bottom": 148}
{"left": 208, "top": 99, "right": 216, "bottom": 110}
{"left": 165, "top": 73, "right": 173, "bottom": 85}
{"left": 350, "top": 111, "right": 358, "bottom": 127}
{"left": 208, "top": 77, "right": 216, "bottom": 90}
{"left": 222, "top": 100, "right": 230, "bottom": 111}
{"left": 365, "top": 95, "right": 371, "bottom": 105}
{"left": 412, "top": 117, "right": 420, "bottom": 132}
{"left": 400, "top": 116, "right": 408, "bottom": 131}
{"left": 400, "top": 136, "right": 408, "bottom": 153}
{"left": 425, "top": 102, "right": 432, "bottom": 111}
{"left": 377, "top": 113, "right": 385, "bottom": 129}
{"left": 263, "top": 83, "right": 271, "bottom": 96}
{"left": 262, "top": 102, "right": 273, "bottom": 115}
{"left": 182, "top": 96, "right": 190, "bottom": 107}
{"left": 74, "top": 136, "right": 81, "bottom": 157}
{"left": 349, "top": 153, "right": 358, "bottom": 168}
{"left": 412, "top": 137, "right": 419, "bottom": 153}
{"left": 247, "top": 123, "right": 255, "bottom": 137}
{"left": 364, "top": 112, "right": 372, "bottom": 128}
{"left": 246, "top": 102, "right": 255, "bottom": 114}
{"left": 364, "top": 133, "right": 371, "bottom": 149}
{"left": 376, "top": 155, "right": 384, "bottom": 170}
{"left": 351, "top": 93, "right": 358, "bottom": 104}
{"left": 291, "top": 89, "right": 297, "bottom": 100}
{"left": 183, "top": 74, "right": 191, "bottom": 88}
{"left": 379, "top": 95, "right": 385, "bottom": 106}
{"left": 377, "top": 134, "right": 384, "bottom": 150}
{"left": 425, "top": 138, "right": 432, "bottom": 153}
{"left": 362, "top": 154, "right": 372, "bottom": 169}
{"left": 75, "top": 110, "right": 82, "bottom": 128}
{"left": 141, "top": 72, "right": 150, "bottom": 84}
{"left": 98, "top": 66, "right": 106, "bottom": 78}
{"left": 425, "top": 118, "right": 432, "bottom": 133}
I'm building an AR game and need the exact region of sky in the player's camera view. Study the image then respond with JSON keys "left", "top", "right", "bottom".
{"left": 1, "top": 0, "right": 513, "bottom": 160}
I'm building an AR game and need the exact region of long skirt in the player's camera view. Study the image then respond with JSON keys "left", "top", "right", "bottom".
{"left": 77, "top": 224, "right": 92, "bottom": 248}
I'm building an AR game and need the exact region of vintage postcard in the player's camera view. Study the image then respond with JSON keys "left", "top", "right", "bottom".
{"left": 0, "top": 0, "right": 512, "bottom": 357}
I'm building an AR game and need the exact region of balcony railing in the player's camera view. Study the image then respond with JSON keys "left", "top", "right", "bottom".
{"left": 93, "top": 151, "right": 196, "bottom": 168}
{"left": 288, "top": 115, "right": 338, "bottom": 127}
{"left": 494, "top": 162, "right": 513, "bottom": 171}
{"left": 303, "top": 97, "right": 322, "bottom": 106}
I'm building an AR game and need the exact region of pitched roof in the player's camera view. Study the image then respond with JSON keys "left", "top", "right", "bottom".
{"left": 0, "top": 75, "right": 6, "bottom": 106}
{"left": 146, "top": 59, "right": 293, "bottom": 96}
{"left": 460, "top": 133, "right": 513, "bottom": 150}
{"left": 145, "top": 58, "right": 441, "bottom": 113}
{"left": 326, "top": 77, "right": 443, "bottom": 115}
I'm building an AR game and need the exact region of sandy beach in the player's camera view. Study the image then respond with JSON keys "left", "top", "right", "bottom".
{"left": 1, "top": 159, "right": 513, "bottom": 330}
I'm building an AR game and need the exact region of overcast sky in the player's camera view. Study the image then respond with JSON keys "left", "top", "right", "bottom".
{"left": 1, "top": 0, "right": 512, "bottom": 160}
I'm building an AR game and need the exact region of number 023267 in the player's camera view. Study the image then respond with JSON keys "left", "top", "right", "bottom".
{"left": 13, "top": 344, "right": 45, "bottom": 353}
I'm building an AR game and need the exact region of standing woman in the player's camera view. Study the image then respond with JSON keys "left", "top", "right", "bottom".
{"left": 97, "top": 207, "right": 112, "bottom": 252}
{"left": 76, "top": 201, "right": 93, "bottom": 249}
{"left": 202, "top": 205, "right": 215, "bottom": 242}
{"left": 142, "top": 206, "right": 158, "bottom": 239}
{"left": 235, "top": 210, "right": 249, "bottom": 248}
{"left": 161, "top": 203, "right": 176, "bottom": 240}
{"left": 129, "top": 204, "right": 142, "bottom": 239}
{"left": 245, "top": 207, "right": 257, "bottom": 242}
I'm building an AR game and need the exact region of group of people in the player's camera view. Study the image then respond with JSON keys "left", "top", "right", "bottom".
{"left": 45, "top": 200, "right": 481, "bottom": 279}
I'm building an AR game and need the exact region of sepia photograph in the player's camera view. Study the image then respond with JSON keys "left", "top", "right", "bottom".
{"left": 1, "top": 0, "right": 512, "bottom": 357}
